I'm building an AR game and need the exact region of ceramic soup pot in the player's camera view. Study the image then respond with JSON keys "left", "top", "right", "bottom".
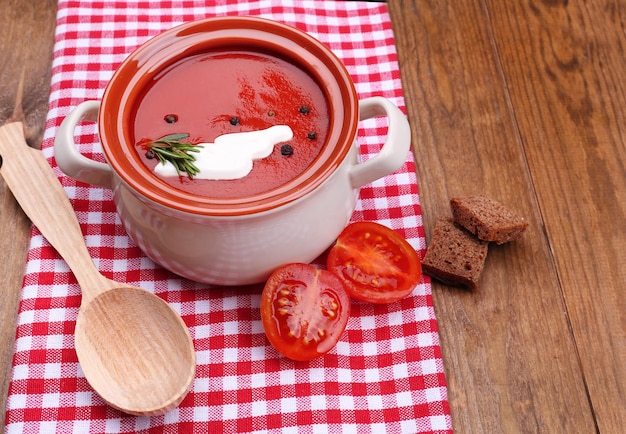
{"left": 54, "top": 17, "right": 411, "bottom": 285}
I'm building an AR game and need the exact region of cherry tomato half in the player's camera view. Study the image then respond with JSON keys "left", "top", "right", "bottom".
{"left": 260, "top": 263, "right": 351, "bottom": 361}
{"left": 327, "top": 221, "right": 422, "bottom": 304}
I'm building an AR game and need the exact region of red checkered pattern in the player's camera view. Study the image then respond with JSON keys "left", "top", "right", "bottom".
{"left": 5, "top": 1, "right": 452, "bottom": 433}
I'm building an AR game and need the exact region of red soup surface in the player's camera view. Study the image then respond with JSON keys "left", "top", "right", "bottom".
{"left": 132, "top": 50, "right": 330, "bottom": 199}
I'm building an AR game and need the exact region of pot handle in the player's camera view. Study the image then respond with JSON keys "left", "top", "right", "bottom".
{"left": 350, "top": 96, "right": 411, "bottom": 189}
{"left": 54, "top": 100, "right": 114, "bottom": 189}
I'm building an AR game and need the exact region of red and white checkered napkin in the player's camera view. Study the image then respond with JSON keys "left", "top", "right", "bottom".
{"left": 5, "top": 1, "right": 452, "bottom": 432}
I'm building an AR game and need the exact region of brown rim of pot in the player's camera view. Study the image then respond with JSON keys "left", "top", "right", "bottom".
{"left": 99, "top": 16, "right": 359, "bottom": 217}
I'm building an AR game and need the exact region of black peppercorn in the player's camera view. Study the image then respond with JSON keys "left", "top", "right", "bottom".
{"left": 145, "top": 149, "right": 156, "bottom": 159}
{"left": 280, "top": 144, "right": 294, "bottom": 156}
{"left": 164, "top": 114, "right": 178, "bottom": 123}
{"left": 307, "top": 131, "right": 317, "bottom": 140}
{"left": 230, "top": 116, "right": 240, "bottom": 126}
{"left": 299, "top": 105, "right": 310, "bottom": 115}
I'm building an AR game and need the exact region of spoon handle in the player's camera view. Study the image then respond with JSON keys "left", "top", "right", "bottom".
{"left": 0, "top": 122, "right": 112, "bottom": 299}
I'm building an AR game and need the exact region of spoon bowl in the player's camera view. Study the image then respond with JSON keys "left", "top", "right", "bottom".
{"left": 0, "top": 122, "right": 195, "bottom": 416}
{"left": 75, "top": 287, "right": 194, "bottom": 415}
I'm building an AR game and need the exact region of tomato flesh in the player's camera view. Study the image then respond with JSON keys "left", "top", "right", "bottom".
{"left": 260, "top": 263, "right": 350, "bottom": 361}
{"left": 327, "top": 221, "right": 422, "bottom": 304}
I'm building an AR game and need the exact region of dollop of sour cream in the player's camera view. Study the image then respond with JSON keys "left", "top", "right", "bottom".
{"left": 154, "top": 125, "right": 294, "bottom": 180}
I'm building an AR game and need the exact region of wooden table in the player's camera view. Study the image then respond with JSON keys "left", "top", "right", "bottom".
{"left": 1, "top": 1, "right": 624, "bottom": 432}
{"left": 0, "top": 1, "right": 58, "bottom": 431}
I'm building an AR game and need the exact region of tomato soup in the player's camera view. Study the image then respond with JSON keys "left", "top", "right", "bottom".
{"left": 132, "top": 50, "right": 329, "bottom": 199}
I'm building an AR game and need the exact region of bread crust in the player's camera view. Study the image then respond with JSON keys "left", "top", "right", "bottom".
{"left": 450, "top": 195, "right": 528, "bottom": 244}
{"left": 422, "top": 217, "right": 488, "bottom": 290}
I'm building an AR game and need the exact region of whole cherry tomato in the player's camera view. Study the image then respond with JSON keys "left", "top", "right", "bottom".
{"left": 260, "top": 263, "right": 351, "bottom": 361}
{"left": 327, "top": 221, "right": 422, "bottom": 304}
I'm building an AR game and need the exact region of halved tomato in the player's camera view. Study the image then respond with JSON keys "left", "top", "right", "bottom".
{"left": 260, "top": 263, "right": 351, "bottom": 361}
{"left": 327, "top": 221, "right": 422, "bottom": 304}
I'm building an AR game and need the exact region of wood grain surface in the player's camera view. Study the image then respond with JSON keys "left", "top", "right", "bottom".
{"left": 0, "top": 1, "right": 57, "bottom": 431}
{"left": 1, "top": 0, "right": 625, "bottom": 432}
{"left": 388, "top": 0, "right": 625, "bottom": 432}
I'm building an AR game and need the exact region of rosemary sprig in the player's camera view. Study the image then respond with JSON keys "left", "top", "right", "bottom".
{"left": 142, "top": 133, "right": 204, "bottom": 179}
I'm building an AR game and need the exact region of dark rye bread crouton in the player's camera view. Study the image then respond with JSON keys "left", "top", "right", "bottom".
{"left": 450, "top": 195, "right": 528, "bottom": 244}
{"left": 422, "top": 217, "right": 488, "bottom": 290}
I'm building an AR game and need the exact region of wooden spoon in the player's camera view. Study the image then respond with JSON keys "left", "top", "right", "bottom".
{"left": 0, "top": 122, "right": 196, "bottom": 416}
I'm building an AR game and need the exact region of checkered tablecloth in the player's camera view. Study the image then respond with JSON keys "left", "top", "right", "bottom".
{"left": 4, "top": 1, "right": 452, "bottom": 432}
